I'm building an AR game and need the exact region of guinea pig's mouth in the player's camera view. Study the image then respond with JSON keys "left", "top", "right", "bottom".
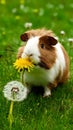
{"left": 32, "top": 56, "right": 49, "bottom": 69}
{"left": 34, "top": 62, "right": 48, "bottom": 69}
{"left": 38, "top": 62, "right": 49, "bottom": 69}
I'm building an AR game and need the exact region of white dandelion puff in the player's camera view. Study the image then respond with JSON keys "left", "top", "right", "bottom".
{"left": 12, "top": 8, "right": 17, "bottom": 13}
{"left": 3, "top": 81, "right": 28, "bottom": 101}
{"left": 46, "top": 3, "right": 54, "bottom": 9}
{"left": 20, "top": 4, "right": 25, "bottom": 10}
{"left": 24, "top": 22, "right": 32, "bottom": 28}
{"left": 3, "top": 81, "right": 28, "bottom": 128}
{"left": 60, "top": 30, "right": 65, "bottom": 35}
{"left": 68, "top": 38, "right": 73, "bottom": 43}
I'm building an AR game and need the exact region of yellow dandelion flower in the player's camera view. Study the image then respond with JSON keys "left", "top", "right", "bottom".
{"left": 13, "top": 57, "right": 34, "bottom": 72}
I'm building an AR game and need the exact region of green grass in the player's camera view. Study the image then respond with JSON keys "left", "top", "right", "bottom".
{"left": 0, "top": 0, "right": 73, "bottom": 130}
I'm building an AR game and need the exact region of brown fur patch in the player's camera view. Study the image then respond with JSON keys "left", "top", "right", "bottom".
{"left": 26, "top": 28, "right": 54, "bottom": 36}
{"left": 21, "top": 28, "right": 55, "bottom": 41}
{"left": 20, "top": 33, "right": 29, "bottom": 41}
{"left": 48, "top": 81, "right": 58, "bottom": 90}
{"left": 38, "top": 36, "right": 57, "bottom": 69}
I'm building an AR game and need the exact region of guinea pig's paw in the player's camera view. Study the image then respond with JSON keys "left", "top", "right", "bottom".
{"left": 43, "top": 87, "right": 51, "bottom": 98}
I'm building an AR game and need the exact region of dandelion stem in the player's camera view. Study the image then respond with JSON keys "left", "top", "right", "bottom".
{"left": 8, "top": 101, "right": 14, "bottom": 129}
{"left": 21, "top": 70, "right": 24, "bottom": 84}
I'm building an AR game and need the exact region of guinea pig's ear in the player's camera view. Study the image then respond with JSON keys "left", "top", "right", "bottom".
{"left": 47, "top": 36, "right": 58, "bottom": 45}
{"left": 20, "top": 33, "right": 29, "bottom": 41}
{"left": 40, "top": 35, "right": 58, "bottom": 46}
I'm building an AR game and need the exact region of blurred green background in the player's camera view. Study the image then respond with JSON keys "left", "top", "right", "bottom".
{"left": 0, "top": 0, "right": 73, "bottom": 130}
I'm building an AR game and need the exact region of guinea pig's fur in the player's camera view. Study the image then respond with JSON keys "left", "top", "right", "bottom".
{"left": 17, "top": 28, "right": 70, "bottom": 97}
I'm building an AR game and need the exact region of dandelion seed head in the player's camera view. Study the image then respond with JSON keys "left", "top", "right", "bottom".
{"left": 3, "top": 81, "right": 28, "bottom": 101}
{"left": 68, "top": 38, "right": 73, "bottom": 43}
{"left": 20, "top": 4, "right": 25, "bottom": 10}
{"left": 24, "top": 22, "right": 32, "bottom": 28}
{"left": 11, "top": 87, "right": 19, "bottom": 93}
{"left": 60, "top": 30, "right": 65, "bottom": 35}
{"left": 12, "top": 8, "right": 17, "bottom": 13}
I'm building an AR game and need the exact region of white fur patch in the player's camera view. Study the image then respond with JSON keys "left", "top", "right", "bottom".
{"left": 47, "top": 43, "right": 66, "bottom": 83}
{"left": 55, "top": 43, "right": 66, "bottom": 77}
{"left": 43, "top": 87, "right": 51, "bottom": 97}
{"left": 21, "top": 36, "right": 41, "bottom": 64}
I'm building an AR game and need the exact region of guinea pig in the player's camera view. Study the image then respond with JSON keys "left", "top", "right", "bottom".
{"left": 17, "top": 28, "right": 70, "bottom": 97}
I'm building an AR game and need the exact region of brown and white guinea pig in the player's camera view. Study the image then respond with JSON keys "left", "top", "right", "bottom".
{"left": 17, "top": 28, "right": 70, "bottom": 98}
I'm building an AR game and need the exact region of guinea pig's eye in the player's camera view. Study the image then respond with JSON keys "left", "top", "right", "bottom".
{"left": 41, "top": 43, "right": 45, "bottom": 49}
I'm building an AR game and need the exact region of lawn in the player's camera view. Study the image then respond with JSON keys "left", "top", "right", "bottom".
{"left": 0, "top": 0, "right": 73, "bottom": 130}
